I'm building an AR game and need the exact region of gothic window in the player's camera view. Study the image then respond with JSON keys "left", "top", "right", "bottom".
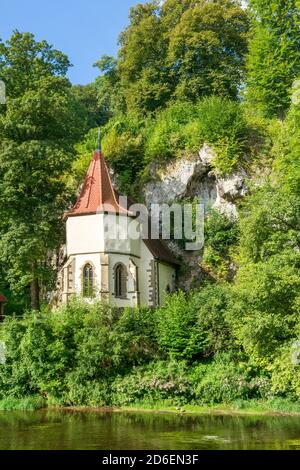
{"left": 114, "top": 263, "right": 127, "bottom": 298}
{"left": 82, "top": 263, "right": 94, "bottom": 297}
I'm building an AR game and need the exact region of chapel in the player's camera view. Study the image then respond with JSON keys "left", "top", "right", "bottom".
{"left": 58, "top": 143, "right": 177, "bottom": 307}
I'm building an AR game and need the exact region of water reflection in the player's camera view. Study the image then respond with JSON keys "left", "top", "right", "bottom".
{"left": 0, "top": 410, "right": 300, "bottom": 450}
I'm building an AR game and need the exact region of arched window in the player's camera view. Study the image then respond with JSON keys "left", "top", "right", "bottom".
{"left": 115, "top": 263, "right": 127, "bottom": 298}
{"left": 82, "top": 263, "right": 94, "bottom": 297}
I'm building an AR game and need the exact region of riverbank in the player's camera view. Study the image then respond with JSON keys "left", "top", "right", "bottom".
{"left": 1, "top": 396, "right": 300, "bottom": 417}
{"left": 118, "top": 399, "right": 300, "bottom": 417}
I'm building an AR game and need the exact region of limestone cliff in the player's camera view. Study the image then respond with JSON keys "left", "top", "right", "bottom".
{"left": 142, "top": 144, "right": 248, "bottom": 289}
{"left": 143, "top": 144, "right": 247, "bottom": 219}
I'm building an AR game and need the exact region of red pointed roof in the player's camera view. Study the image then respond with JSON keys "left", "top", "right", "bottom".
{"left": 65, "top": 150, "right": 130, "bottom": 219}
{"left": 0, "top": 294, "right": 7, "bottom": 303}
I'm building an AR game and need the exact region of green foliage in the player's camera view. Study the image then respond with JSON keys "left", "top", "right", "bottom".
{"left": 111, "top": 353, "right": 271, "bottom": 407}
{"left": 72, "top": 83, "right": 105, "bottom": 128}
{"left": 111, "top": 360, "right": 192, "bottom": 406}
{"left": 145, "top": 97, "right": 247, "bottom": 174}
{"left": 155, "top": 285, "right": 234, "bottom": 360}
{"left": 167, "top": 0, "right": 249, "bottom": 103}
{"left": 1, "top": 295, "right": 299, "bottom": 407}
{"left": 94, "top": 55, "right": 125, "bottom": 119}
{"left": 0, "top": 33, "right": 87, "bottom": 309}
{"left": 268, "top": 345, "right": 300, "bottom": 400}
{"left": 0, "top": 395, "right": 46, "bottom": 411}
{"left": 229, "top": 250, "right": 300, "bottom": 360}
{"left": 0, "top": 300, "right": 158, "bottom": 405}
{"left": 191, "top": 353, "right": 271, "bottom": 404}
{"left": 203, "top": 209, "right": 239, "bottom": 280}
{"left": 0, "top": 31, "right": 71, "bottom": 97}
{"left": 192, "top": 284, "right": 234, "bottom": 355}
{"left": 2, "top": 0, "right": 300, "bottom": 413}
{"left": 155, "top": 291, "right": 209, "bottom": 360}
{"left": 95, "top": 0, "right": 249, "bottom": 117}
{"left": 246, "top": 0, "right": 300, "bottom": 118}
{"left": 274, "top": 88, "right": 300, "bottom": 193}
{"left": 102, "top": 115, "right": 147, "bottom": 194}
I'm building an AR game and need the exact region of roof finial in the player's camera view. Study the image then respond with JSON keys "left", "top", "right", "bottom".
{"left": 97, "top": 127, "right": 101, "bottom": 152}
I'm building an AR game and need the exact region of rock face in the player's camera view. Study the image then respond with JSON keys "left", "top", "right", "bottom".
{"left": 143, "top": 144, "right": 248, "bottom": 290}
{"left": 143, "top": 144, "right": 247, "bottom": 219}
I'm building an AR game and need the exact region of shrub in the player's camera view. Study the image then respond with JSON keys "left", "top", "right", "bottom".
{"left": 202, "top": 209, "right": 239, "bottom": 280}
{"left": 0, "top": 395, "right": 46, "bottom": 411}
{"left": 144, "top": 102, "right": 198, "bottom": 161}
{"left": 155, "top": 291, "right": 209, "bottom": 360}
{"left": 0, "top": 300, "right": 159, "bottom": 405}
{"left": 190, "top": 353, "right": 271, "bottom": 404}
{"left": 145, "top": 96, "right": 247, "bottom": 174}
{"left": 269, "top": 345, "right": 300, "bottom": 401}
{"left": 111, "top": 360, "right": 192, "bottom": 406}
{"left": 192, "top": 284, "right": 234, "bottom": 356}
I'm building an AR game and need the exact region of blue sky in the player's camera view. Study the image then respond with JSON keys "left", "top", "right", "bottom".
{"left": 0, "top": 0, "right": 146, "bottom": 85}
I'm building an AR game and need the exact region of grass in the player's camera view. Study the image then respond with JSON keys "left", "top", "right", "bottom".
{"left": 118, "top": 398, "right": 300, "bottom": 416}
{"left": 1, "top": 396, "right": 300, "bottom": 416}
{"left": 0, "top": 395, "right": 46, "bottom": 411}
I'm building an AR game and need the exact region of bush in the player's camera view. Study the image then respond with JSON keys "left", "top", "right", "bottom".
{"left": 268, "top": 345, "right": 300, "bottom": 401}
{"left": 155, "top": 286, "right": 234, "bottom": 360}
{"left": 0, "top": 395, "right": 46, "bottom": 411}
{"left": 144, "top": 102, "right": 198, "bottom": 161}
{"left": 155, "top": 291, "right": 209, "bottom": 360}
{"left": 202, "top": 209, "right": 239, "bottom": 280}
{"left": 111, "top": 360, "right": 192, "bottom": 406}
{"left": 190, "top": 353, "right": 271, "bottom": 404}
{"left": 0, "top": 296, "right": 293, "bottom": 408}
{"left": 102, "top": 115, "right": 146, "bottom": 195}
{"left": 192, "top": 284, "right": 234, "bottom": 356}
{"left": 0, "top": 300, "right": 160, "bottom": 406}
{"left": 144, "top": 96, "right": 247, "bottom": 174}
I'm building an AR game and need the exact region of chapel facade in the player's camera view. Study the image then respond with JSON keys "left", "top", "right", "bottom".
{"left": 57, "top": 145, "right": 177, "bottom": 308}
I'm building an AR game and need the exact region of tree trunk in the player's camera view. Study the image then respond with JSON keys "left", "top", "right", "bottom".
{"left": 30, "top": 277, "right": 40, "bottom": 311}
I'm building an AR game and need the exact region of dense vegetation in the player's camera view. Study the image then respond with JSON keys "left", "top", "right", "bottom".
{"left": 1, "top": 0, "right": 300, "bottom": 410}
{"left": 0, "top": 290, "right": 299, "bottom": 409}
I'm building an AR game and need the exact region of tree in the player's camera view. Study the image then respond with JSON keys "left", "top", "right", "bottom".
{"left": 225, "top": 77, "right": 300, "bottom": 360}
{"left": 155, "top": 291, "right": 210, "bottom": 359}
{"left": 246, "top": 0, "right": 300, "bottom": 118}
{"left": 97, "top": 0, "right": 249, "bottom": 117}
{"left": 94, "top": 55, "right": 126, "bottom": 121}
{"left": 167, "top": 0, "right": 249, "bottom": 102}
{"left": 118, "top": 1, "right": 172, "bottom": 115}
{"left": 72, "top": 83, "right": 104, "bottom": 128}
{"left": 0, "top": 31, "right": 70, "bottom": 97}
{"left": 0, "top": 33, "right": 87, "bottom": 310}
{"left": 202, "top": 209, "right": 239, "bottom": 280}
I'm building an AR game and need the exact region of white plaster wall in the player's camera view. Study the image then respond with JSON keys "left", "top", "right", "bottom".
{"left": 65, "top": 213, "right": 175, "bottom": 307}
{"left": 139, "top": 242, "right": 155, "bottom": 307}
{"left": 158, "top": 263, "right": 176, "bottom": 305}
{"left": 108, "top": 253, "right": 139, "bottom": 307}
{"left": 73, "top": 253, "right": 101, "bottom": 296}
{"left": 104, "top": 214, "right": 140, "bottom": 257}
{"left": 66, "top": 214, "right": 105, "bottom": 256}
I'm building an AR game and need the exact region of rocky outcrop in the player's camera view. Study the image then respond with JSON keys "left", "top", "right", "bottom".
{"left": 143, "top": 144, "right": 247, "bottom": 219}
{"left": 143, "top": 144, "right": 248, "bottom": 289}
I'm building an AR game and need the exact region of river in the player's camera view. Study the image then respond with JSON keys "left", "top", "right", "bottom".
{"left": 0, "top": 409, "right": 300, "bottom": 450}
